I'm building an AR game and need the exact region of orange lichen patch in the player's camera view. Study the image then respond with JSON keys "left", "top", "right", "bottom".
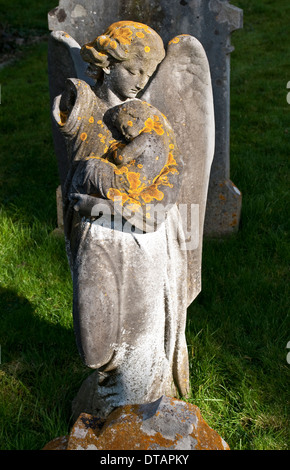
{"left": 140, "top": 185, "right": 164, "bottom": 203}
{"left": 114, "top": 166, "right": 129, "bottom": 176}
{"left": 168, "top": 34, "right": 190, "bottom": 46}
{"left": 136, "top": 31, "right": 145, "bottom": 39}
{"left": 169, "top": 37, "right": 180, "bottom": 45}
{"left": 110, "top": 141, "right": 125, "bottom": 152}
{"left": 169, "top": 144, "right": 175, "bottom": 150}
{"left": 139, "top": 151, "right": 179, "bottom": 203}
{"left": 132, "top": 22, "right": 152, "bottom": 34}
{"left": 167, "top": 152, "right": 177, "bottom": 166}
{"left": 141, "top": 116, "right": 164, "bottom": 135}
{"left": 59, "top": 110, "right": 68, "bottom": 125}
{"left": 89, "top": 116, "right": 94, "bottom": 124}
{"left": 110, "top": 40, "right": 117, "bottom": 49}
{"left": 229, "top": 218, "right": 238, "bottom": 227}
{"left": 94, "top": 406, "right": 176, "bottom": 451}
{"left": 142, "top": 100, "right": 153, "bottom": 107}
{"left": 86, "top": 154, "right": 116, "bottom": 169}
{"left": 144, "top": 46, "right": 150, "bottom": 53}
{"left": 80, "top": 132, "right": 88, "bottom": 141}
{"left": 42, "top": 436, "right": 69, "bottom": 450}
{"left": 107, "top": 188, "right": 140, "bottom": 206}
{"left": 127, "top": 120, "right": 133, "bottom": 127}
{"left": 111, "top": 141, "right": 179, "bottom": 206}
{"left": 109, "top": 26, "right": 133, "bottom": 45}
{"left": 98, "top": 133, "right": 107, "bottom": 144}
{"left": 219, "top": 194, "right": 226, "bottom": 201}
{"left": 127, "top": 171, "right": 143, "bottom": 192}
{"left": 97, "top": 120, "right": 103, "bottom": 125}
{"left": 98, "top": 35, "right": 111, "bottom": 47}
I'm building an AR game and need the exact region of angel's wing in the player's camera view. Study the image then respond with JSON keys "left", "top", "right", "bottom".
{"left": 142, "top": 35, "right": 215, "bottom": 306}
{"left": 48, "top": 31, "right": 94, "bottom": 187}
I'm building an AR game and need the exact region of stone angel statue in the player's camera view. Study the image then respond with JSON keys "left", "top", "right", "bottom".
{"left": 48, "top": 21, "right": 215, "bottom": 419}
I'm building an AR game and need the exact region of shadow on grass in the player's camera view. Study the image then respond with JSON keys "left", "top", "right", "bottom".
{"left": 0, "top": 286, "right": 90, "bottom": 449}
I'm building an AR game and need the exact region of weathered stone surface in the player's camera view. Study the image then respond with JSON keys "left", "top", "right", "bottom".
{"left": 43, "top": 436, "right": 69, "bottom": 450}
{"left": 48, "top": 0, "right": 243, "bottom": 236}
{"left": 43, "top": 396, "right": 230, "bottom": 450}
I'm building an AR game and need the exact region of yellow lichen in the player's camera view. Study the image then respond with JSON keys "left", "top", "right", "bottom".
{"left": 99, "top": 36, "right": 110, "bottom": 47}
{"left": 168, "top": 37, "right": 180, "bottom": 45}
{"left": 141, "top": 116, "right": 164, "bottom": 135}
{"left": 110, "top": 26, "right": 133, "bottom": 45}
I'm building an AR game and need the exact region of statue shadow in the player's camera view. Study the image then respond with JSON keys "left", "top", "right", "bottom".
{"left": 0, "top": 286, "right": 89, "bottom": 436}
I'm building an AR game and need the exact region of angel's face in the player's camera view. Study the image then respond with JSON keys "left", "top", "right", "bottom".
{"left": 105, "top": 57, "right": 158, "bottom": 100}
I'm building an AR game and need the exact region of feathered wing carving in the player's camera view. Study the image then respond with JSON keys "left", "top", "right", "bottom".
{"left": 142, "top": 35, "right": 215, "bottom": 306}
{"left": 48, "top": 30, "right": 93, "bottom": 102}
{"left": 48, "top": 31, "right": 94, "bottom": 187}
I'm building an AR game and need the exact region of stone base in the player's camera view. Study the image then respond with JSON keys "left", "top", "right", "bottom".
{"left": 43, "top": 396, "right": 229, "bottom": 451}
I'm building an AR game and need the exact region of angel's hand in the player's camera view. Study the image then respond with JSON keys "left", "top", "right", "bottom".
{"left": 70, "top": 193, "right": 115, "bottom": 220}
{"left": 70, "top": 193, "right": 99, "bottom": 217}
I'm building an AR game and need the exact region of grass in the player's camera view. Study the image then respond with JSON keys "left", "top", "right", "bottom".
{"left": 185, "top": 0, "right": 290, "bottom": 450}
{"left": 0, "top": 0, "right": 289, "bottom": 450}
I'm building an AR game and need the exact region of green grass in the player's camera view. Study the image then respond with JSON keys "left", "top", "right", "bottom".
{"left": 185, "top": 0, "right": 290, "bottom": 450}
{"left": 0, "top": 0, "right": 57, "bottom": 32}
{"left": 0, "top": 0, "right": 289, "bottom": 450}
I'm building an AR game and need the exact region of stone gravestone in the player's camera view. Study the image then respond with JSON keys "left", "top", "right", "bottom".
{"left": 48, "top": 0, "right": 243, "bottom": 237}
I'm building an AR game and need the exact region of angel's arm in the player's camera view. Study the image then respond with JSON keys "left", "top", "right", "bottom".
{"left": 71, "top": 133, "right": 168, "bottom": 197}
{"left": 70, "top": 193, "right": 114, "bottom": 218}
{"left": 112, "top": 135, "right": 146, "bottom": 165}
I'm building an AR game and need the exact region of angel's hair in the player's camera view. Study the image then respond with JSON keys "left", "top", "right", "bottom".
{"left": 80, "top": 21, "right": 165, "bottom": 76}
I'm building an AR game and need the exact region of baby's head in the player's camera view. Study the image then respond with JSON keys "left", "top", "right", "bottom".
{"left": 112, "top": 99, "right": 160, "bottom": 142}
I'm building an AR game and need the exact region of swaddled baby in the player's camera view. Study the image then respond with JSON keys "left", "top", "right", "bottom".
{"left": 71, "top": 99, "right": 181, "bottom": 224}
{"left": 107, "top": 99, "right": 170, "bottom": 171}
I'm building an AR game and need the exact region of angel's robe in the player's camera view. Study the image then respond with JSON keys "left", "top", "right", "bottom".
{"left": 53, "top": 78, "right": 190, "bottom": 418}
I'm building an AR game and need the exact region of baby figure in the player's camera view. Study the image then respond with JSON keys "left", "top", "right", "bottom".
{"left": 70, "top": 98, "right": 181, "bottom": 225}
{"left": 107, "top": 99, "right": 170, "bottom": 170}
